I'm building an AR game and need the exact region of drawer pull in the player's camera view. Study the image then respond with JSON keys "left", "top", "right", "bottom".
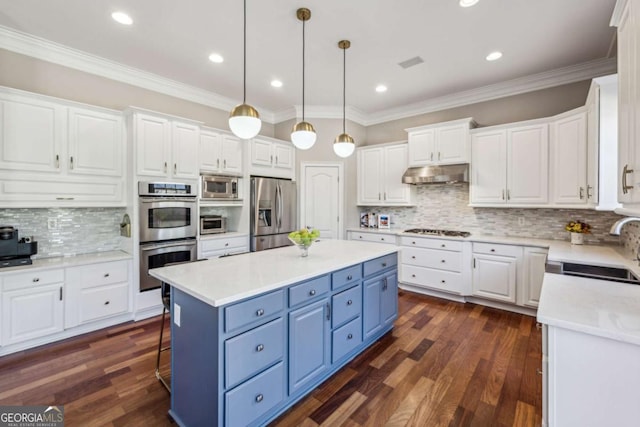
{"left": 490, "top": 249, "right": 495, "bottom": 252}
{"left": 441, "top": 280, "right": 446, "bottom": 284}
{"left": 33, "top": 277, "right": 40, "bottom": 283}
{"left": 347, "top": 274, "right": 352, "bottom": 280}
{"left": 225, "top": 243, "right": 229, "bottom": 246}
{"left": 441, "top": 259, "right": 446, "bottom": 263}
{"left": 382, "top": 262, "right": 387, "bottom": 267}
{"left": 255, "top": 394, "right": 264, "bottom": 403}
{"left": 347, "top": 299, "right": 353, "bottom": 306}
{"left": 256, "top": 344, "right": 264, "bottom": 352}
{"left": 412, "top": 241, "right": 416, "bottom": 245}
{"left": 411, "top": 255, "right": 416, "bottom": 259}
{"left": 380, "top": 238, "right": 385, "bottom": 241}
{"left": 104, "top": 300, "right": 110, "bottom": 305}
{"left": 256, "top": 309, "right": 265, "bottom": 317}
{"left": 309, "top": 289, "right": 316, "bottom": 296}
{"left": 412, "top": 274, "right": 416, "bottom": 278}
{"left": 441, "top": 244, "right": 446, "bottom": 248}
{"left": 347, "top": 333, "right": 353, "bottom": 340}
{"left": 104, "top": 273, "right": 110, "bottom": 278}
{"left": 359, "top": 236, "right": 362, "bottom": 239}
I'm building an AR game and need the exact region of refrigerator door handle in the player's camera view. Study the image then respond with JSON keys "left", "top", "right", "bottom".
{"left": 277, "top": 183, "right": 283, "bottom": 229}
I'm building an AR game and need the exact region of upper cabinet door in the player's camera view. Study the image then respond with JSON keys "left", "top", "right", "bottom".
{"left": 0, "top": 94, "right": 65, "bottom": 173}
{"left": 199, "top": 129, "right": 222, "bottom": 172}
{"left": 273, "top": 142, "right": 293, "bottom": 170}
{"left": 136, "top": 114, "right": 171, "bottom": 177}
{"left": 436, "top": 124, "right": 468, "bottom": 164}
{"left": 470, "top": 130, "right": 507, "bottom": 204}
{"left": 507, "top": 124, "right": 549, "bottom": 204}
{"left": 407, "top": 129, "right": 436, "bottom": 166}
{"left": 251, "top": 138, "right": 273, "bottom": 167}
{"left": 550, "top": 112, "right": 587, "bottom": 205}
{"left": 358, "top": 147, "right": 384, "bottom": 204}
{"left": 220, "top": 135, "right": 243, "bottom": 175}
{"left": 68, "top": 107, "right": 123, "bottom": 177}
{"left": 171, "top": 122, "right": 199, "bottom": 179}
{"left": 384, "top": 144, "right": 410, "bottom": 203}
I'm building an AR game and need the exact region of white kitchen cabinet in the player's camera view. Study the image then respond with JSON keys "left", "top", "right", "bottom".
{"left": 586, "top": 82, "right": 600, "bottom": 206}
{"left": 406, "top": 118, "right": 475, "bottom": 166}
{"left": 472, "top": 243, "right": 521, "bottom": 304}
{"left": 347, "top": 230, "right": 397, "bottom": 245}
{"left": 357, "top": 143, "right": 414, "bottom": 206}
{"left": 249, "top": 137, "right": 295, "bottom": 179}
{"left": 64, "top": 260, "right": 130, "bottom": 328}
{"left": 470, "top": 121, "right": 548, "bottom": 206}
{"left": 550, "top": 109, "right": 588, "bottom": 205}
{"left": 200, "top": 129, "right": 243, "bottom": 176}
{"left": 1, "top": 269, "right": 64, "bottom": 346}
{"left": 612, "top": 0, "right": 640, "bottom": 211}
{"left": 519, "top": 247, "right": 547, "bottom": 308}
{"left": 134, "top": 112, "right": 199, "bottom": 180}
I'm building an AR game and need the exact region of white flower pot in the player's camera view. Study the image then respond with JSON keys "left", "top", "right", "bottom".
{"left": 571, "top": 232, "right": 584, "bottom": 245}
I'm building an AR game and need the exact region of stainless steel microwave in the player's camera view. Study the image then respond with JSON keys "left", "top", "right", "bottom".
{"left": 200, "top": 215, "right": 227, "bottom": 235}
{"left": 201, "top": 175, "right": 239, "bottom": 200}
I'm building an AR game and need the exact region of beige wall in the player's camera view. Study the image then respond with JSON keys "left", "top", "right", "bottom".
{"left": 275, "top": 118, "right": 365, "bottom": 232}
{"left": 365, "top": 80, "right": 592, "bottom": 145}
{"left": 0, "top": 49, "right": 275, "bottom": 136}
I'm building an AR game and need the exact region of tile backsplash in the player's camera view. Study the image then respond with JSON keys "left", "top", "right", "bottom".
{"left": 0, "top": 208, "right": 127, "bottom": 258}
{"left": 362, "top": 184, "right": 626, "bottom": 245}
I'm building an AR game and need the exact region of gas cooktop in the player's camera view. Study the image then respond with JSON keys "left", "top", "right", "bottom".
{"left": 404, "top": 228, "right": 471, "bottom": 238}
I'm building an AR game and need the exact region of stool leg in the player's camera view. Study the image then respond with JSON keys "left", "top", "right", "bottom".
{"left": 155, "top": 307, "right": 171, "bottom": 392}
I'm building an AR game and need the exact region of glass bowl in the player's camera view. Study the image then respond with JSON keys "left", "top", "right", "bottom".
{"left": 288, "top": 237, "right": 314, "bottom": 257}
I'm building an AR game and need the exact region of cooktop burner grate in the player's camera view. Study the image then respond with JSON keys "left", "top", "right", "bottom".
{"left": 404, "top": 228, "right": 471, "bottom": 238}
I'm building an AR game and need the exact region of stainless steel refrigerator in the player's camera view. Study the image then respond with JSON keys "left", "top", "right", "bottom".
{"left": 250, "top": 177, "right": 297, "bottom": 251}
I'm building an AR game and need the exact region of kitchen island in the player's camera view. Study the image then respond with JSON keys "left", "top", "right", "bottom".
{"left": 150, "top": 240, "right": 399, "bottom": 427}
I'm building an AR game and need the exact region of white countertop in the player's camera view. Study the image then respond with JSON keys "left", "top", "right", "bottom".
{"left": 149, "top": 240, "right": 398, "bottom": 307}
{"left": 0, "top": 250, "right": 132, "bottom": 275}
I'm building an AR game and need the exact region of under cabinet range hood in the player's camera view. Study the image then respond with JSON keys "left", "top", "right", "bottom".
{"left": 402, "top": 163, "right": 469, "bottom": 184}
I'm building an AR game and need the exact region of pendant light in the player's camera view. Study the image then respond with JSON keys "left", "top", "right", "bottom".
{"left": 229, "top": 0, "right": 261, "bottom": 140}
{"left": 290, "top": 8, "right": 317, "bottom": 150}
{"left": 334, "top": 40, "right": 355, "bottom": 158}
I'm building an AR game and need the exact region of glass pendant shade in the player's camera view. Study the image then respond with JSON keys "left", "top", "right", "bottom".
{"left": 229, "top": 103, "right": 261, "bottom": 139}
{"left": 333, "top": 133, "right": 355, "bottom": 158}
{"left": 291, "top": 121, "right": 317, "bottom": 150}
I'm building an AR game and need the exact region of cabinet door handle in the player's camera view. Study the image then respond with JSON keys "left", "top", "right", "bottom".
{"left": 507, "top": 189, "right": 511, "bottom": 200}
{"left": 223, "top": 159, "right": 226, "bottom": 168}
{"left": 270, "top": 155, "right": 273, "bottom": 164}
{"left": 430, "top": 152, "right": 434, "bottom": 161}
{"left": 59, "top": 287, "right": 63, "bottom": 301}
{"left": 69, "top": 156, "right": 74, "bottom": 170}
{"left": 217, "top": 158, "right": 220, "bottom": 168}
{"left": 473, "top": 258, "right": 476, "bottom": 268}
{"left": 382, "top": 277, "right": 388, "bottom": 291}
{"left": 33, "top": 277, "right": 40, "bottom": 283}
{"left": 347, "top": 299, "right": 353, "bottom": 306}
{"left": 164, "top": 162, "right": 167, "bottom": 173}
{"left": 587, "top": 185, "right": 593, "bottom": 199}
{"left": 623, "top": 164, "right": 634, "bottom": 194}
{"left": 255, "top": 394, "right": 264, "bottom": 403}
{"left": 326, "top": 302, "right": 331, "bottom": 321}
{"left": 174, "top": 163, "right": 177, "bottom": 174}
{"left": 104, "top": 300, "right": 110, "bottom": 305}
{"left": 347, "top": 333, "right": 353, "bottom": 340}
{"left": 502, "top": 189, "right": 505, "bottom": 200}
{"left": 309, "top": 289, "right": 316, "bottom": 296}
{"left": 438, "top": 152, "right": 441, "bottom": 160}
{"left": 378, "top": 193, "right": 381, "bottom": 200}
{"left": 256, "top": 308, "right": 264, "bottom": 317}
{"left": 579, "top": 187, "right": 585, "bottom": 199}
{"left": 256, "top": 344, "right": 264, "bottom": 352}
{"left": 55, "top": 154, "right": 60, "bottom": 168}
{"left": 104, "top": 273, "right": 110, "bottom": 278}
{"left": 384, "top": 192, "right": 387, "bottom": 200}
{"left": 275, "top": 156, "right": 278, "bottom": 164}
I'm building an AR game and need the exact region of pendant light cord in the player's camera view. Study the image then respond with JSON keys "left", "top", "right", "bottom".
{"left": 243, "top": 0, "right": 247, "bottom": 104}
{"left": 302, "top": 18, "right": 306, "bottom": 121}
{"left": 342, "top": 46, "right": 346, "bottom": 134}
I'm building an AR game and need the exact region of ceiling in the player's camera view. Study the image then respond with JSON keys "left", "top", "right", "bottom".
{"left": 0, "top": 0, "right": 618, "bottom": 123}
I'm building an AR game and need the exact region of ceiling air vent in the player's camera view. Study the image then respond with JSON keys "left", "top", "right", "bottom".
{"left": 398, "top": 56, "right": 424, "bottom": 69}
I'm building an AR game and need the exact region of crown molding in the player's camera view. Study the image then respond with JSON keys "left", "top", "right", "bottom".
{"left": 364, "top": 57, "right": 617, "bottom": 126}
{"left": 0, "top": 25, "right": 615, "bottom": 128}
{"left": 610, "top": 0, "right": 628, "bottom": 26}
{"left": 0, "top": 25, "right": 277, "bottom": 123}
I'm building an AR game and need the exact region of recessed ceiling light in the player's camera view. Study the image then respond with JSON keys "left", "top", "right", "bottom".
{"left": 486, "top": 51, "right": 503, "bottom": 61}
{"left": 459, "top": 0, "right": 480, "bottom": 7}
{"left": 208, "top": 53, "right": 224, "bottom": 63}
{"left": 111, "top": 11, "right": 133, "bottom": 25}
{"left": 375, "top": 85, "right": 388, "bottom": 93}
{"left": 271, "top": 80, "right": 283, "bottom": 88}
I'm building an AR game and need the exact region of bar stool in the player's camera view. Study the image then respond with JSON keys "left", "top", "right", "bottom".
{"left": 155, "top": 281, "right": 171, "bottom": 392}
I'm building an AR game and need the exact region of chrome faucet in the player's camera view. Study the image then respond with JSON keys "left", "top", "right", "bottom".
{"left": 610, "top": 217, "right": 640, "bottom": 235}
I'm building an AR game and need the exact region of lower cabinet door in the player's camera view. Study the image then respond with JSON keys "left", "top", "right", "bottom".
{"left": 472, "top": 254, "right": 517, "bottom": 303}
{"left": 363, "top": 276, "right": 383, "bottom": 340}
{"left": 225, "top": 362, "right": 285, "bottom": 427}
{"left": 381, "top": 271, "right": 398, "bottom": 327}
{"left": 2, "top": 283, "right": 64, "bottom": 345}
{"left": 332, "top": 316, "right": 362, "bottom": 363}
{"left": 288, "top": 299, "right": 330, "bottom": 394}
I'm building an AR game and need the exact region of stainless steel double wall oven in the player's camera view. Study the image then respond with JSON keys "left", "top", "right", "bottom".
{"left": 138, "top": 181, "right": 197, "bottom": 291}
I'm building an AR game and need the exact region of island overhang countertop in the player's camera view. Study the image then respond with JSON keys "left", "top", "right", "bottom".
{"left": 149, "top": 239, "right": 399, "bottom": 307}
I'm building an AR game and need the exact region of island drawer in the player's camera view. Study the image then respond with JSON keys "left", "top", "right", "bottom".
{"left": 224, "top": 290, "right": 285, "bottom": 333}
{"left": 225, "top": 318, "right": 284, "bottom": 389}
{"left": 399, "top": 236, "right": 463, "bottom": 252}
{"left": 363, "top": 253, "right": 397, "bottom": 278}
{"left": 332, "top": 284, "right": 362, "bottom": 328}
{"left": 401, "top": 247, "right": 462, "bottom": 272}
{"left": 3, "top": 268, "right": 64, "bottom": 291}
{"left": 332, "top": 316, "right": 362, "bottom": 363}
{"left": 225, "top": 362, "right": 285, "bottom": 427}
{"left": 289, "top": 275, "right": 330, "bottom": 308}
{"left": 332, "top": 264, "right": 362, "bottom": 290}
{"left": 473, "top": 242, "right": 521, "bottom": 257}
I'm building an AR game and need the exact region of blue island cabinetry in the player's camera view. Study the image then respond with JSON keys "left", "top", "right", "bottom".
{"left": 169, "top": 252, "right": 398, "bottom": 427}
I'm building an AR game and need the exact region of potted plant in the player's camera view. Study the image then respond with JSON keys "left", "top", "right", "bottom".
{"left": 565, "top": 220, "right": 591, "bottom": 245}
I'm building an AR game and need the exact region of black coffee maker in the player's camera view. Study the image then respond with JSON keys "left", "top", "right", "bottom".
{"left": 0, "top": 226, "right": 38, "bottom": 268}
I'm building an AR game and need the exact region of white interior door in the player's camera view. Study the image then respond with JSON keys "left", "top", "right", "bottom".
{"left": 301, "top": 163, "right": 343, "bottom": 239}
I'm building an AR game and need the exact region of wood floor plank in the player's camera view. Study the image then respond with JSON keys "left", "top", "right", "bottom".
{"left": 318, "top": 391, "right": 367, "bottom": 427}
{"left": 385, "top": 376, "right": 435, "bottom": 427}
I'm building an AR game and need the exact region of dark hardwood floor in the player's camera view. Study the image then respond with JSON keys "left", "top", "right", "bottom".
{"left": 0, "top": 291, "right": 542, "bottom": 426}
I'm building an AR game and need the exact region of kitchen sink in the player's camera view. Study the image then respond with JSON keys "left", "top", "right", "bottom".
{"left": 546, "top": 261, "right": 640, "bottom": 284}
